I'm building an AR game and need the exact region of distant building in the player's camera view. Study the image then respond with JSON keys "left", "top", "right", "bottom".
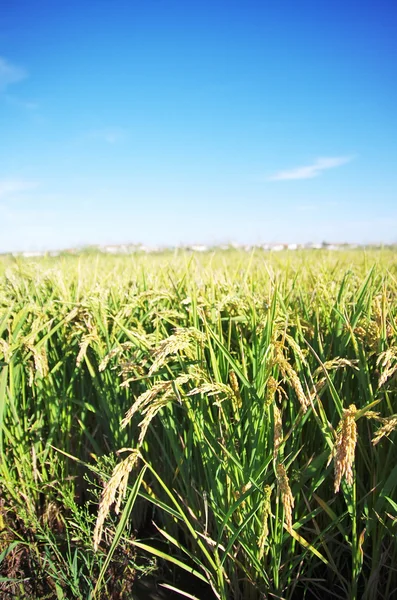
{"left": 190, "top": 245, "right": 208, "bottom": 252}
{"left": 21, "top": 251, "right": 45, "bottom": 257}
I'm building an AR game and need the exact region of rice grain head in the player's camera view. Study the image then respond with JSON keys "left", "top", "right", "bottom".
{"left": 314, "top": 357, "right": 359, "bottom": 377}
{"left": 27, "top": 344, "right": 49, "bottom": 378}
{"left": 94, "top": 449, "right": 141, "bottom": 551}
{"left": 98, "top": 342, "right": 134, "bottom": 372}
{"left": 121, "top": 380, "right": 172, "bottom": 429}
{"left": 0, "top": 339, "right": 11, "bottom": 363}
{"left": 276, "top": 463, "right": 294, "bottom": 530}
{"left": 372, "top": 415, "right": 397, "bottom": 445}
{"left": 121, "top": 374, "right": 192, "bottom": 443}
{"left": 333, "top": 404, "right": 357, "bottom": 493}
{"left": 377, "top": 348, "right": 397, "bottom": 388}
{"left": 76, "top": 331, "right": 100, "bottom": 367}
{"left": 258, "top": 485, "right": 272, "bottom": 559}
{"left": 229, "top": 371, "right": 242, "bottom": 410}
{"left": 273, "top": 404, "right": 283, "bottom": 459}
{"left": 148, "top": 327, "right": 205, "bottom": 376}
{"left": 186, "top": 381, "right": 233, "bottom": 400}
{"left": 276, "top": 348, "right": 310, "bottom": 413}
{"left": 137, "top": 394, "right": 178, "bottom": 445}
{"left": 265, "top": 376, "right": 278, "bottom": 408}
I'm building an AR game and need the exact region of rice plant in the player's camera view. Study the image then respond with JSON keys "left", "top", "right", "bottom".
{"left": 0, "top": 249, "right": 396, "bottom": 599}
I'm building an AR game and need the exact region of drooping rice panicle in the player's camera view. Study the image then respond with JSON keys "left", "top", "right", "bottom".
{"left": 276, "top": 463, "right": 294, "bottom": 530}
{"left": 148, "top": 327, "right": 205, "bottom": 375}
{"left": 276, "top": 347, "right": 310, "bottom": 413}
{"left": 273, "top": 404, "right": 283, "bottom": 459}
{"left": 94, "top": 449, "right": 141, "bottom": 550}
{"left": 372, "top": 415, "right": 397, "bottom": 445}
{"left": 258, "top": 485, "right": 272, "bottom": 559}
{"left": 333, "top": 404, "right": 358, "bottom": 493}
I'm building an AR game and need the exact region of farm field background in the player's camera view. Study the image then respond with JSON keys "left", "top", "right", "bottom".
{"left": 0, "top": 249, "right": 396, "bottom": 600}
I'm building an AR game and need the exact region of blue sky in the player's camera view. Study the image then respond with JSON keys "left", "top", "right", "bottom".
{"left": 1, "top": 0, "right": 396, "bottom": 251}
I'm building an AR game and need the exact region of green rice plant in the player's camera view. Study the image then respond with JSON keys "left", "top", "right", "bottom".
{"left": 0, "top": 249, "right": 396, "bottom": 599}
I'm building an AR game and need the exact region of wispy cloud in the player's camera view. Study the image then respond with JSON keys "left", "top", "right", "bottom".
{"left": 0, "top": 179, "right": 38, "bottom": 200}
{"left": 0, "top": 57, "right": 27, "bottom": 92}
{"left": 5, "top": 95, "right": 38, "bottom": 110}
{"left": 268, "top": 156, "right": 354, "bottom": 181}
{"left": 297, "top": 204, "right": 318, "bottom": 212}
{"left": 297, "top": 201, "right": 340, "bottom": 212}
{"left": 88, "top": 127, "right": 127, "bottom": 144}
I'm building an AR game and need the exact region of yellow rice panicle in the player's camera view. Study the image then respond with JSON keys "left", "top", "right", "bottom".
{"left": 121, "top": 380, "right": 173, "bottom": 429}
{"left": 276, "top": 349, "right": 310, "bottom": 413}
{"left": 258, "top": 485, "right": 272, "bottom": 559}
{"left": 377, "top": 348, "right": 397, "bottom": 388}
{"left": 265, "top": 376, "right": 278, "bottom": 408}
{"left": 94, "top": 449, "right": 141, "bottom": 551}
{"left": 273, "top": 405, "right": 283, "bottom": 459}
{"left": 122, "top": 374, "right": 191, "bottom": 441}
{"left": 276, "top": 463, "right": 294, "bottom": 530}
{"left": 229, "top": 371, "right": 243, "bottom": 410}
{"left": 148, "top": 327, "right": 205, "bottom": 376}
{"left": 333, "top": 404, "right": 357, "bottom": 493}
{"left": 372, "top": 415, "right": 397, "bottom": 445}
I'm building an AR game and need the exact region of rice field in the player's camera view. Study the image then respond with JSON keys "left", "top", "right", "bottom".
{"left": 0, "top": 249, "right": 396, "bottom": 600}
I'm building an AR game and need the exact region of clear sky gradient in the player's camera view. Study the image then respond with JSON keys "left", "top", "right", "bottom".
{"left": 1, "top": 0, "right": 396, "bottom": 251}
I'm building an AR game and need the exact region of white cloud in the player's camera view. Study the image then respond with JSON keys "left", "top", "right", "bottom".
{"left": 297, "top": 204, "right": 318, "bottom": 211}
{"left": 0, "top": 57, "right": 27, "bottom": 91}
{"left": 88, "top": 127, "right": 127, "bottom": 144}
{"left": 268, "top": 156, "right": 354, "bottom": 181}
{"left": 5, "top": 95, "right": 38, "bottom": 110}
{"left": 0, "top": 179, "right": 38, "bottom": 199}
{"left": 297, "top": 201, "right": 340, "bottom": 212}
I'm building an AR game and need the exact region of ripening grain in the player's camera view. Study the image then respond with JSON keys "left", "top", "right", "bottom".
{"left": 0, "top": 249, "right": 396, "bottom": 600}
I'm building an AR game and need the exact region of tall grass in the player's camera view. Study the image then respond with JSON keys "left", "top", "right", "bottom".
{"left": 0, "top": 249, "right": 396, "bottom": 599}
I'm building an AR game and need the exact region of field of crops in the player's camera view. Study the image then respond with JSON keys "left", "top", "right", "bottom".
{"left": 0, "top": 249, "right": 396, "bottom": 600}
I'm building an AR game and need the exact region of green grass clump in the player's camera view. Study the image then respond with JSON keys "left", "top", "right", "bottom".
{"left": 0, "top": 249, "right": 396, "bottom": 599}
